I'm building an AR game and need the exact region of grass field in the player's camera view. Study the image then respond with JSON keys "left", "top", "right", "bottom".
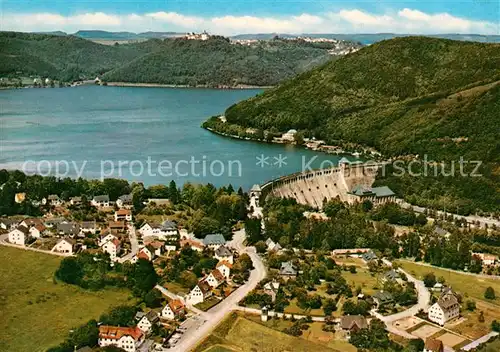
{"left": 0, "top": 247, "right": 133, "bottom": 352}
{"left": 195, "top": 312, "right": 354, "bottom": 352}
{"left": 342, "top": 268, "right": 380, "bottom": 295}
{"left": 453, "top": 300, "right": 500, "bottom": 339}
{"left": 396, "top": 260, "right": 500, "bottom": 305}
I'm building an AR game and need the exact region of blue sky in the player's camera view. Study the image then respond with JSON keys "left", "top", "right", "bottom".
{"left": 1, "top": 0, "right": 498, "bottom": 34}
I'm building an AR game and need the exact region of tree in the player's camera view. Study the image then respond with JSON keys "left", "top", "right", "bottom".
{"left": 492, "top": 320, "right": 500, "bottom": 332}
{"left": 55, "top": 257, "right": 83, "bottom": 285}
{"left": 130, "top": 259, "right": 158, "bottom": 297}
{"left": 99, "top": 305, "right": 137, "bottom": 327}
{"left": 144, "top": 289, "right": 162, "bottom": 308}
{"left": 485, "top": 287, "right": 496, "bottom": 300}
{"left": 465, "top": 300, "right": 476, "bottom": 311}
{"left": 478, "top": 311, "right": 485, "bottom": 323}
{"left": 423, "top": 272, "right": 436, "bottom": 288}
{"left": 255, "top": 240, "right": 267, "bottom": 253}
{"left": 323, "top": 298, "right": 337, "bottom": 316}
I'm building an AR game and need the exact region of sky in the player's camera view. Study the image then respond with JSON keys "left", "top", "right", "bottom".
{"left": 1, "top": 0, "right": 499, "bottom": 35}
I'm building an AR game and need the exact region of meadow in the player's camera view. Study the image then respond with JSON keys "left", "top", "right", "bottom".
{"left": 0, "top": 247, "right": 133, "bottom": 352}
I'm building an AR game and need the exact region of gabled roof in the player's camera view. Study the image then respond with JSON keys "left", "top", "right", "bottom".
{"left": 203, "top": 234, "right": 226, "bottom": 246}
{"left": 98, "top": 325, "right": 143, "bottom": 341}
{"left": 168, "top": 299, "right": 185, "bottom": 313}
{"left": 115, "top": 209, "right": 131, "bottom": 216}
{"left": 217, "top": 260, "right": 233, "bottom": 269}
{"left": 81, "top": 221, "right": 97, "bottom": 229}
{"left": 215, "top": 245, "right": 232, "bottom": 257}
{"left": 15, "top": 225, "right": 30, "bottom": 235}
{"left": 48, "top": 194, "right": 60, "bottom": 200}
{"left": 437, "top": 289, "right": 459, "bottom": 310}
{"left": 210, "top": 269, "right": 225, "bottom": 282}
{"left": 56, "top": 237, "right": 76, "bottom": 246}
{"left": 118, "top": 194, "right": 133, "bottom": 202}
{"left": 250, "top": 184, "right": 261, "bottom": 192}
{"left": 373, "top": 290, "right": 393, "bottom": 302}
{"left": 33, "top": 223, "right": 46, "bottom": 232}
{"left": 197, "top": 280, "right": 212, "bottom": 294}
{"left": 57, "top": 222, "right": 80, "bottom": 235}
{"left": 143, "top": 310, "right": 159, "bottom": 323}
{"left": 371, "top": 186, "right": 395, "bottom": 197}
{"left": 384, "top": 269, "right": 400, "bottom": 281}
{"left": 161, "top": 220, "right": 177, "bottom": 230}
{"left": 362, "top": 251, "right": 377, "bottom": 261}
{"left": 93, "top": 195, "right": 109, "bottom": 202}
{"left": 340, "top": 315, "right": 368, "bottom": 330}
{"left": 109, "top": 221, "right": 125, "bottom": 229}
{"left": 279, "top": 261, "right": 297, "bottom": 276}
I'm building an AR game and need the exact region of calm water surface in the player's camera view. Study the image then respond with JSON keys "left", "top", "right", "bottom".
{"left": 0, "top": 85, "right": 348, "bottom": 189}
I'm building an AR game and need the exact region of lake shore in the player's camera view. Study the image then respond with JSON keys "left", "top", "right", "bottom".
{"left": 105, "top": 82, "right": 274, "bottom": 89}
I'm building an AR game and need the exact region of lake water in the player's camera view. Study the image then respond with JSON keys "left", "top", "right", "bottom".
{"left": 0, "top": 85, "right": 347, "bottom": 189}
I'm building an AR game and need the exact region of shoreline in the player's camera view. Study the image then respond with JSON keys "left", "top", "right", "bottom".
{"left": 104, "top": 82, "right": 273, "bottom": 89}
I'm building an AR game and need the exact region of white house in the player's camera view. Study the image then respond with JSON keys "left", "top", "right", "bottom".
{"left": 265, "top": 238, "right": 282, "bottom": 252}
{"left": 187, "top": 280, "right": 212, "bottom": 305}
{"left": 80, "top": 221, "right": 98, "bottom": 235}
{"left": 180, "top": 238, "right": 204, "bottom": 252}
{"left": 91, "top": 195, "right": 110, "bottom": 208}
{"left": 29, "top": 223, "right": 47, "bottom": 238}
{"left": 137, "top": 311, "right": 159, "bottom": 333}
{"left": 101, "top": 238, "right": 121, "bottom": 261}
{"left": 98, "top": 325, "right": 144, "bottom": 352}
{"left": 281, "top": 129, "right": 297, "bottom": 142}
{"left": 99, "top": 233, "right": 118, "bottom": 246}
{"left": 47, "top": 194, "right": 62, "bottom": 206}
{"left": 51, "top": 238, "right": 75, "bottom": 255}
{"left": 205, "top": 269, "right": 225, "bottom": 288}
{"left": 472, "top": 252, "right": 498, "bottom": 266}
{"left": 203, "top": 233, "right": 226, "bottom": 250}
{"left": 161, "top": 299, "right": 186, "bottom": 321}
{"left": 428, "top": 289, "right": 460, "bottom": 326}
{"left": 70, "top": 196, "right": 82, "bottom": 205}
{"left": 216, "top": 261, "right": 232, "bottom": 279}
{"left": 214, "top": 245, "right": 233, "bottom": 264}
{"left": 139, "top": 221, "right": 177, "bottom": 240}
{"left": 114, "top": 209, "right": 132, "bottom": 222}
{"left": 8, "top": 225, "right": 30, "bottom": 246}
{"left": 116, "top": 194, "right": 133, "bottom": 209}
{"left": 0, "top": 218, "right": 17, "bottom": 230}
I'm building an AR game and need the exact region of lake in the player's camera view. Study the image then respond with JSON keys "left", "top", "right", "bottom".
{"left": 0, "top": 85, "right": 347, "bottom": 189}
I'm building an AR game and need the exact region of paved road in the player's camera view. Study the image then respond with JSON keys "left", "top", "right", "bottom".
{"left": 370, "top": 259, "right": 431, "bottom": 340}
{"left": 398, "top": 258, "right": 500, "bottom": 280}
{"left": 168, "top": 229, "right": 267, "bottom": 352}
{"left": 118, "top": 224, "right": 138, "bottom": 263}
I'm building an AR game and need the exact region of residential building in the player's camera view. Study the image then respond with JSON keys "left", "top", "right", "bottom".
{"left": 279, "top": 261, "right": 297, "bottom": 280}
{"left": 29, "top": 223, "right": 47, "bottom": 238}
{"left": 91, "top": 195, "right": 110, "bottom": 208}
{"left": 145, "top": 241, "right": 163, "bottom": 257}
{"left": 114, "top": 209, "right": 132, "bottom": 222}
{"left": 139, "top": 221, "right": 177, "bottom": 240}
{"left": 187, "top": 280, "right": 212, "bottom": 305}
{"left": 20, "top": 218, "right": 44, "bottom": 229}
{"left": 70, "top": 196, "right": 82, "bottom": 205}
{"left": 47, "top": 194, "right": 62, "bottom": 206}
{"left": 263, "top": 280, "right": 280, "bottom": 302}
{"left": 80, "top": 221, "right": 98, "bottom": 235}
{"left": 214, "top": 245, "right": 233, "bottom": 264}
{"left": 428, "top": 289, "right": 460, "bottom": 326}
{"left": 0, "top": 218, "right": 17, "bottom": 230}
{"left": 382, "top": 269, "right": 402, "bottom": 283}
{"left": 373, "top": 290, "right": 394, "bottom": 308}
{"left": 52, "top": 238, "right": 75, "bottom": 254}
{"left": 99, "top": 233, "right": 118, "bottom": 246}
{"left": 98, "top": 325, "right": 144, "bottom": 352}
{"left": 109, "top": 221, "right": 126, "bottom": 232}
{"left": 116, "top": 194, "right": 133, "bottom": 209}
{"left": 424, "top": 338, "right": 444, "bottom": 352}
{"left": 161, "top": 299, "right": 186, "bottom": 321}
{"left": 472, "top": 252, "right": 498, "bottom": 266}
{"left": 361, "top": 250, "right": 377, "bottom": 262}
{"left": 203, "top": 233, "right": 226, "bottom": 250}
{"left": 43, "top": 217, "right": 66, "bottom": 228}
{"left": 137, "top": 311, "right": 159, "bottom": 333}
{"left": 205, "top": 269, "right": 225, "bottom": 288}
{"left": 180, "top": 238, "right": 204, "bottom": 252}
{"left": 57, "top": 222, "right": 81, "bottom": 237}
{"left": 216, "top": 261, "right": 232, "bottom": 279}
{"left": 281, "top": 129, "right": 297, "bottom": 142}
{"left": 102, "top": 238, "right": 121, "bottom": 261}
{"left": 340, "top": 315, "right": 368, "bottom": 338}
{"left": 265, "top": 238, "right": 282, "bottom": 252}
{"left": 8, "top": 225, "right": 30, "bottom": 245}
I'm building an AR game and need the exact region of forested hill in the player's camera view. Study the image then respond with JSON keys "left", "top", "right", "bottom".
{"left": 101, "top": 37, "right": 343, "bottom": 86}
{"left": 222, "top": 37, "right": 500, "bottom": 213}
{"left": 0, "top": 32, "right": 360, "bottom": 86}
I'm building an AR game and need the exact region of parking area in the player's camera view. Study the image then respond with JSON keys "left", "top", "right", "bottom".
{"left": 394, "top": 316, "right": 422, "bottom": 331}
{"left": 411, "top": 324, "right": 441, "bottom": 339}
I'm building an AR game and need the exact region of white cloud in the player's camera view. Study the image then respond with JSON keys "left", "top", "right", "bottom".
{"left": 1, "top": 9, "right": 497, "bottom": 35}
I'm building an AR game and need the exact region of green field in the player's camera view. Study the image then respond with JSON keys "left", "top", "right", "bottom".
{"left": 0, "top": 247, "right": 133, "bottom": 352}
{"left": 195, "top": 312, "right": 354, "bottom": 352}
{"left": 397, "top": 260, "right": 500, "bottom": 305}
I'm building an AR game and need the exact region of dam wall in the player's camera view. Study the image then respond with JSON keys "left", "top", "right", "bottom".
{"left": 260, "top": 163, "right": 380, "bottom": 209}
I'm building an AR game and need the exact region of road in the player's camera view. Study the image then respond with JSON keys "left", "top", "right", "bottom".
{"left": 398, "top": 258, "right": 500, "bottom": 280}
{"left": 0, "top": 233, "right": 73, "bottom": 257}
{"left": 118, "top": 224, "right": 139, "bottom": 263}
{"left": 370, "top": 259, "right": 431, "bottom": 339}
{"left": 168, "top": 228, "right": 267, "bottom": 352}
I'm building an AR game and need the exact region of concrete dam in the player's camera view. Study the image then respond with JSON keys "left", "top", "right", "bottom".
{"left": 257, "top": 162, "right": 395, "bottom": 209}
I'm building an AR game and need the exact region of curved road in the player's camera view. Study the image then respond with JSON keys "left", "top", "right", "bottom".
{"left": 168, "top": 229, "right": 267, "bottom": 352}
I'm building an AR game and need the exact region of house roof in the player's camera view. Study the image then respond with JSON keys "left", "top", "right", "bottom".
{"left": 93, "top": 195, "right": 109, "bottom": 202}
{"left": 349, "top": 185, "right": 395, "bottom": 198}
{"left": 373, "top": 290, "right": 393, "bottom": 302}
{"left": 70, "top": 196, "right": 82, "bottom": 202}
{"left": 424, "top": 338, "right": 444, "bottom": 352}
{"left": 362, "top": 251, "right": 377, "bottom": 261}
{"left": 181, "top": 238, "right": 204, "bottom": 249}
{"left": 168, "top": 299, "right": 185, "bottom": 313}
{"left": 384, "top": 269, "right": 401, "bottom": 281}
{"left": 98, "top": 325, "right": 143, "bottom": 341}
{"left": 144, "top": 310, "right": 159, "bottom": 323}
{"left": 81, "top": 221, "right": 97, "bottom": 229}
{"left": 340, "top": 315, "right": 368, "bottom": 330}
{"left": 137, "top": 250, "right": 151, "bottom": 261}
{"left": 198, "top": 280, "right": 212, "bottom": 294}
{"left": 16, "top": 225, "right": 30, "bottom": 235}
{"left": 57, "top": 237, "right": 76, "bottom": 245}
{"left": 0, "top": 218, "right": 17, "bottom": 226}
{"left": 203, "top": 234, "right": 226, "bottom": 246}
{"left": 437, "top": 290, "right": 459, "bottom": 310}
{"left": 339, "top": 157, "right": 351, "bottom": 164}
{"left": 215, "top": 245, "right": 232, "bottom": 257}
{"left": 116, "top": 209, "right": 131, "bottom": 216}
{"left": 118, "top": 194, "right": 133, "bottom": 202}
{"left": 109, "top": 221, "right": 125, "bottom": 228}
{"left": 371, "top": 186, "right": 396, "bottom": 197}
{"left": 434, "top": 226, "right": 449, "bottom": 236}
{"left": 250, "top": 184, "right": 261, "bottom": 192}
{"left": 279, "top": 261, "right": 297, "bottom": 276}
{"left": 48, "top": 194, "right": 60, "bottom": 200}
{"left": 217, "top": 260, "right": 233, "bottom": 269}
{"left": 210, "top": 269, "right": 225, "bottom": 282}
{"left": 57, "top": 222, "right": 80, "bottom": 235}
{"left": 161, "top": 220, "right": 177, "bottom": 230}
{"left": 265, "top": 238, "right": 274, "bottom": 246}
{"left": 23, "top": 218, "right": 44, "bottom": 227}
{"left": 34, "top": 223, "right": 46, "bottom": 232}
